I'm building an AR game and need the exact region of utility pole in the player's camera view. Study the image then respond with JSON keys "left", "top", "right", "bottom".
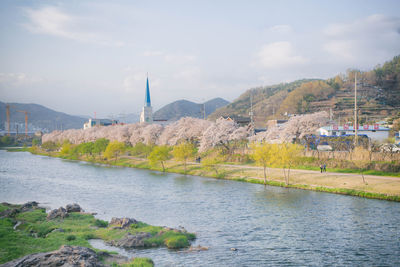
{"left": 6, "top": 104, "right": 10, "bottom": 136}
{"left": 354, "top": 72, "right": 358, "bottom": 146}
{"left": 249, "top": 90, "right": 254, "bottom": 135}
{"left": 203, "top": 103, "right": 206, "bottom": 120}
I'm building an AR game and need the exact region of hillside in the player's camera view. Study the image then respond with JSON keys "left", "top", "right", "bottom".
{"left": 154, "top": 98, "right": 229, "bottom": 121}
{"left": 208, "top": 79, "right": 318, "bottom": 125}
{"left": 208, "top": 55, "right": 400, "bottom": 125}
{"left": 0, "top": 101, "right": 87, "bottom": 133}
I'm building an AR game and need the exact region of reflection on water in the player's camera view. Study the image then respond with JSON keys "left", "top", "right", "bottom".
{"left": 1, "top": 150, "right": 399, "bottom": 266}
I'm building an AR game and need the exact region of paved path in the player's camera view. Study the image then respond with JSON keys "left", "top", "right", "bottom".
{"left": 122, "top": 156, "right": 399, "bottom": 181}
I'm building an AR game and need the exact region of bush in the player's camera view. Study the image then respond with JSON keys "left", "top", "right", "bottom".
{"left": 83, "top": 233, "right": 96, "bottom": 240}
{"left": 164, "top": 236, "right": 189, "bottom": 249}
{"left": 94, "top": 219, "right": 108, "bottom": 228}
{"left": 66, "top": 235, "right": 76, "bottom": 241}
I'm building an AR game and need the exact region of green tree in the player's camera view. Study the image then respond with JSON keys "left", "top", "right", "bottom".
{"left": 276, "top": 143, "right": 303, "bottom": 185}
{"left": 148, "top": 145, "right": 171, "bottom": 172}
{"left": 129, "top": 142, "right": 153, "bottom": 158}
{"left": 60, "top": 142, "right": 72, "bottom": 156}
{"left": 201, "top": 154, "right": 224, "bottom": 177}
{"left": 0, "top": 136, "right": 13, "bottom": 147}
{"left": 79, "top": 142, "right": 94, "bottom": 156}
{"left": 352, "top": 146, "right": 370, "bottom": 184}
{"left": 93, "top": 138, "right": 109, "bottom": 156}
{"left": 104, "top": 141, "right": 126, "bottom": 162}
{"left": 41, "top": 141, "right": 59, "bottom": 151}
{"left": 31, "top": 138, "right": 40, "bottom": 147}
{"left": 172, "top": 142, "right": 196, "bottom": 174}
{"left": 250, "top": 143, "right": 274, "bottom": 185}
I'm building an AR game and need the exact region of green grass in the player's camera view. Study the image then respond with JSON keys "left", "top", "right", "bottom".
{"left": 6, "top": 147, "right": 31, "bottom": 152}
{"left": 115, "top": 257, "right": 154, "bottom": 267}
{"left": 0, "top": 203, "right": 195, "bottom": 264}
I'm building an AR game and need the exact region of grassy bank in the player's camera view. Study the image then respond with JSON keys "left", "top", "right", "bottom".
{"left": 24, "top": 147, "right": 400, "bottom": 202}
{"left": 0, "top": 203, "right": 195, "bottom": 266}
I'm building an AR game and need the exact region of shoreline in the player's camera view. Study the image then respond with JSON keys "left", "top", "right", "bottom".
{"left": 24, "top": 150, "right": 400, "bottom": 202}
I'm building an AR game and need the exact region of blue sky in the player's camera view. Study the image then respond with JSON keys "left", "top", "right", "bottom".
{"left": 1, "top": 0, "right": 399, "bottom": 117}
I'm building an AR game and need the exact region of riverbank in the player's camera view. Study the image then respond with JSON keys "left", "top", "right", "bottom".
{"left": 0, "top": 202, "right": 195, "bottom": 266}
{"left": 24, "top": 148, "right": 400, "bottom": 202}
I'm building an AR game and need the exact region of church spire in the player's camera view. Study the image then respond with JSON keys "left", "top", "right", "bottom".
{"left": 145, "top": 73, "right": 151, "bottom": 107}
{"left": 140, "top": 73, "right": 153, "bottom": 123}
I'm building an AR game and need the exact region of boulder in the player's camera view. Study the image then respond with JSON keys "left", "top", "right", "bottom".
{"left": 110, "top": 232, "right": 152, "bottom": 248}
{"left": 0, "top": 245, "right": 105, "bottom": 267}
{"left": 47, "top": 207, "right": 68, "bottom": 220}
{"left": 109, "top": 217, "right": 137, "bottom": 229}
{"left": 0, "top": 208, "right": 19, "bottom": 218}
{"left": 65, "top": 203, "right": 81, "bottom": 213}
{"left": 20, "top": 202, "right": 39, "bottom": 212}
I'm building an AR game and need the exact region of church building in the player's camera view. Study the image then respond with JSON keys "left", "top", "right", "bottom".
{"left": 140, "top": 75, "right": 153, "bottom": 123}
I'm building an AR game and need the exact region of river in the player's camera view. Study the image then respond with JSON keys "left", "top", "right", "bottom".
{"left": 1, "top": 150, "right": 399, "bottom": 266}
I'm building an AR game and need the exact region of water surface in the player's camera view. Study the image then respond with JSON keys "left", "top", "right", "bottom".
{"left": 1, "top": 150, "right": 399, "bottom": 266}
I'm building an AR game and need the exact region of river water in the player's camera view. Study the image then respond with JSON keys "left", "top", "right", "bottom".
{"left": 1, "top": 150, "right": 399, "bottom": 266}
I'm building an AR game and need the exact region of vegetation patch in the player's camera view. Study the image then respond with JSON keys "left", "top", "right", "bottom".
{"left": 0, "top": 203, "right": 195, "bottom": 265}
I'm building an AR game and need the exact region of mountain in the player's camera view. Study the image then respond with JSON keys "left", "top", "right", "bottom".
{"left": 208, "top": 55, "right": 400, "bottom": 125}
{"left": 154, "top": 98, "right": 229, "bottom": 121}
{"left": 0, "top": 101, "right": 87, "bottom": 133}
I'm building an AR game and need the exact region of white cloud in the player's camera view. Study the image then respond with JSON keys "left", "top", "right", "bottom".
{"left": 23, "top": 6, "right": 125, "bottom": 47}
{"left": 143, "top": 50, "right": 164, "bottom": 57}
{"left": 0, "top": 73, "right": 44, "bottom": 87}
{"left": 323, "top": 14, "right": 400, "bottom": 64}
{"left": 267, "top": 24, "right": 293, "bottom": 34}
{"left": 123, "top": 71, "right": 160, "bottom": 93}
{"left": 142, "top": 50, "right": 196, "bottom": 64}
{"left": 257, "top": 41, "right": 308, "bottom": 69}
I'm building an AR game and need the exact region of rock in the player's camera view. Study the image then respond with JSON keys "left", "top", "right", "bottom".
{"left": 1, "top": 245, "right": 105, "bottom": 267}
{"left": 20, "top": 202, "right": 39, "bottom": 212}
{"left": 109, "top": 217, "right": 137, "bottom": 229}
{"left": 188, "top": 245, "right": 209, "bottom": 252}
{"left": 110, "top": 232, "right": 152, "bottom": 248}
{"left": 97, "top": 251, "right": 129, "bottom": 265}
{"left": 13, "top": 221, "right": 22, "bottom": 230}
{"left": 47, "top": 207, "right": 68, "bottom": 220}
{"left": 65, "top": 203, "right": 81, "bottom": 213}
{"left": 0, "top": 208, "right": 19, "bottom": 218}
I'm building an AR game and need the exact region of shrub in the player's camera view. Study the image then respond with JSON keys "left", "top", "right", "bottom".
{"left": 66, "top": 235, "right": 76, "bottom": 241}
{"left": 164, "top": 236, "right": 189, "bottom": 249}
{"left": 94, "top": 219, "right": 108, "bottom": 228}
{"left": 83, "top": 233, "right": 96, "bottom": 240}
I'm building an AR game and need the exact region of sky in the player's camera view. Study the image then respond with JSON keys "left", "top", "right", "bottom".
{"left": 0, "top": 0, "right": 400, "bottom": 118}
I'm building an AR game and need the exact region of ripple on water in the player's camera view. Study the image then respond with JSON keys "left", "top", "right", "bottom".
{"left": 0, "top": 150, "right": 400, "bottom": 266}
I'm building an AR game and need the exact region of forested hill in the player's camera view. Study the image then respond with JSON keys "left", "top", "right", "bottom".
{"left": 0, "top": 101, "right": 87, "bottom": 133}
{"left": 208, "top": 55, "right": 400, "bottom": 124}
{"left": 154, "top": 98, "right": 229, "bottom": 121}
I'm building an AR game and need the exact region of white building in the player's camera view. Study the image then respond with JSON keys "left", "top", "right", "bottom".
{"left": 83, "top": 118, "right": 118, "bottom": 129}
{"left": 318, "top": 124, "right": 390, "bottom": 142}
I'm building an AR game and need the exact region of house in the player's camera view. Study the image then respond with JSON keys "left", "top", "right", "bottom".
{"left": 83, "top": 118, "right": 119, "bottom": 129}
{"left": 318, "top": 124, "right": 390, "bottom": 142}
{"left": 221, "top": 115, "right": 251, "bottom": 127}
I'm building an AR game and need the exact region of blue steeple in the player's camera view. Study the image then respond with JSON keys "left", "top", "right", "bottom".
{"left": 145, "top": 75, "right": 151, "bottom": 107}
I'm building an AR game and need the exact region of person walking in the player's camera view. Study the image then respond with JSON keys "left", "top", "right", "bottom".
{"left": 320, "top": 164, "right": 323, "bottom": 173}
{"left": 323, "top": 163, "right": 326, "bottom": 172}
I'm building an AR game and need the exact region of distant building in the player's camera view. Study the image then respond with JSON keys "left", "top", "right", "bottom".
{"left": 318, "top": 124, "right": 390, "bottom": 142}
{"left": 266, "top": 119, "right": 288, "bottom": 129}
{"left": 140, "top": 76, "right": 153, "bottom": 123}
{"left": 83, "top": 118, "right": 118, "bottom": 129}
{"left": 221, "top": 115, "right": 251, "bottom": 127}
